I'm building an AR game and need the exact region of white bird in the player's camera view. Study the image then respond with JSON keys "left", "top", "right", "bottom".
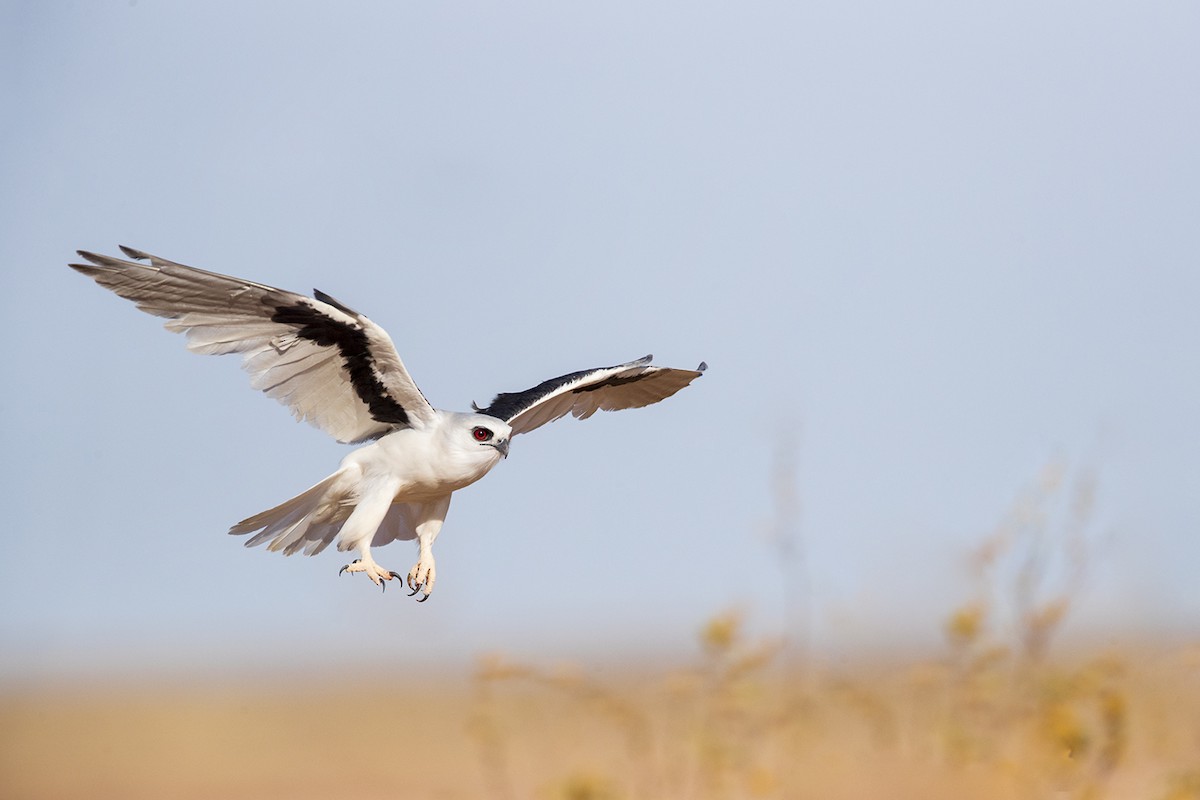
{"left": 70, "top": 247, "right": 705, "bottom": 600}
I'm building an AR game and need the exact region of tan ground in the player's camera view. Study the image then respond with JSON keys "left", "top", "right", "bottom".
{"left": 3, "top": 638, "right": 1198, "bottom": 800}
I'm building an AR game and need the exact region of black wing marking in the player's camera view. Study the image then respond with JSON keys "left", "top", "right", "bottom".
{"left": 269, "top": 301, "right": 411, "bottom": 426}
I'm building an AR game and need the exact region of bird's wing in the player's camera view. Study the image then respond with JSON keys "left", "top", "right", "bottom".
{"left": 71, "top": 246, "right": 436, "bottom": 443}
{"left": 474, "top": 354, "right": 706, "bottom": 436}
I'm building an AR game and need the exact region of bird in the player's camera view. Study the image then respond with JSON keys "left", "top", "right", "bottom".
{"left": 70, "top": 247, "right": 705, "bottom": 600}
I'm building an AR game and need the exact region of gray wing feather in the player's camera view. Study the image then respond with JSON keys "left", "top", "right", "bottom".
{"left": 476, "top": 355, "right": 705, "bottom": 436}
{"left": 70, "top": 247, "right": 436, "bottom": 443}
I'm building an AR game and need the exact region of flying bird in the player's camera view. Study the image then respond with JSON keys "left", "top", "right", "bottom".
{"left": 70, "top": 247, "right": 705, "bottom": 600}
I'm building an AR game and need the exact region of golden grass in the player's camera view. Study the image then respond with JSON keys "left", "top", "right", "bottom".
{"left": 5, "top": 461, "right": 1195, "bottom": 798}
{"left": 470, "top": 619, "right": 1200, "bottom": 800}
{"left": 2, "top": 630, "right": 1198, "bottom": 800}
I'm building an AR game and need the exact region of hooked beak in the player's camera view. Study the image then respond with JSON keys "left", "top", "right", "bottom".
{"left": 491, "top": 439, "right": 509, "bottom": 459}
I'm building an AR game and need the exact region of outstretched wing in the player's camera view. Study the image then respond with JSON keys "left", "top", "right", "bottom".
{"left": 70, "top": 246, "right": 436, "bottom": 444}
{"left": 474, "top": 354, "right": 706, "bottom": 436}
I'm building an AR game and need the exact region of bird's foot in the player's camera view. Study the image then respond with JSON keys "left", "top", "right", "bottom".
{"left": 406, "top": 557, "right": 436, "bottom": 602}
{"left": 338, "top": 558, "right": 402, "bottom": 592}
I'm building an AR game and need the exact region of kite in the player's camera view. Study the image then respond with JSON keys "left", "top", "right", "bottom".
{"left": 70, "top": 247, "right": 705, "bottom": 600}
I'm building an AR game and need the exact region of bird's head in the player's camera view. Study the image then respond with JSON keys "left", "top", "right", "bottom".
{"left": 458, "top": 414, "right": 512, "bottom": 461}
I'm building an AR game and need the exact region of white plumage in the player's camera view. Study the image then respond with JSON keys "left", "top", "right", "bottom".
{"left": 71, "top": 247, "right": 705, "bottom": 599}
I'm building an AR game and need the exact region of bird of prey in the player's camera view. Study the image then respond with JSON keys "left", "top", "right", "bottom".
{"left": 70, "top": 247, "right": 705, "bottom": 600}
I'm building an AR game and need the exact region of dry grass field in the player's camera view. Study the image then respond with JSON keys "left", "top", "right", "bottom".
{"left": 2, "top": 622, "right": 1198, "bottom": 800}
{"left": 5, "top": 465, "right": 1196, "bottom": 799}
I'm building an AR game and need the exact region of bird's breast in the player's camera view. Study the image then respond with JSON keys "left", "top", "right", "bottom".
{"left": 356, "top": 427, "right": 502, "bottom": 499}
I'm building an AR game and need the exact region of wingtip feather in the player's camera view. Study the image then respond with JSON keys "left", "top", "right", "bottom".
{"left": 313, "top": 289, "right": 362, "bottom": 317}
{"left": 118, "top": 245, "right": 150, "bottom": 260}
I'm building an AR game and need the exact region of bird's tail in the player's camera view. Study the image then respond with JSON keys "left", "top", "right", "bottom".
{"left": 229, "top": 472, "right": 348, "bottom": 556}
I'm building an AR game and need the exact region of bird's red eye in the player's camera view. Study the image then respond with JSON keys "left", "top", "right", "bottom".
{"left": 472, "top": 427, "right": 493, "bottom": 442}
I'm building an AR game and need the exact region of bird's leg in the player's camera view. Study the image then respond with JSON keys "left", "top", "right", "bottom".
{"left": 339, "top": 551, "right": 402, "bottom": 590}
{"left": 406, "top": 541, "right": 436, "bottom": 602}
{"left": 336, "top": 482, "right": 402, "bottom": 590}
{"left": 406, "top": 496, "right": 450, "bottom": 602}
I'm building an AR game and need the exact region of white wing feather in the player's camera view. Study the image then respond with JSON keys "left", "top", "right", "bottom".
{"left": 71, "top": 247, "right": 435, "bottom": 443}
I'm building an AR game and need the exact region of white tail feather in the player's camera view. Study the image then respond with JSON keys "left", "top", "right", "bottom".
{"left": 230, "top": 472, "right": 348, "bottom": 556}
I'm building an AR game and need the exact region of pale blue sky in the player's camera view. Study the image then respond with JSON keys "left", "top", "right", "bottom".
{"left": 2, "top": 1, "right": 1197, "bottom": 681}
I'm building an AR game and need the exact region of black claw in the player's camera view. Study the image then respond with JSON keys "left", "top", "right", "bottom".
{"left": 338, "top": 558, "right": 361, "bottom": 577}
{"left": 388, "top": 571, "right": 402, "bottom": 580}
{"left": 408, "top": 584, "right": 421, "bottom": 597}
{"left": 417, "top": 593, "right": 431, "bottom": 603}
{"left": 380, "top": 580, "right": 386, "bottom": 594}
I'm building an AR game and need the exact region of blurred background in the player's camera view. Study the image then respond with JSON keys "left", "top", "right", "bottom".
{"left": 2, "top": 2, "right": 1198, "bottom": 798}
